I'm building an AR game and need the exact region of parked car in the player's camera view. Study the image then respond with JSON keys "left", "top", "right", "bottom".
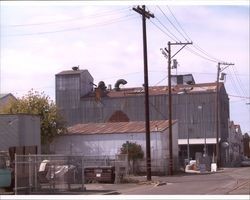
{"left": 241, "top": 157, "right": 250, "bottom": 167}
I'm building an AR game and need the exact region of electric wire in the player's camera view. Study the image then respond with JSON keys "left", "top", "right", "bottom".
{"left": 151, "top": 9, "right": 219, "bottom": 63}
{"left": 3, "top": 14, "right": 137, "bottom": 37}
{"left": 231, "top": 65, "right": 248, "bottom": 97}
{"left": 156, "top": 5, "right": 225, "bottom": 63}
{"left": 149, "top": 19, "right": 177, "bottom": 42}
{"left": 3, "top": 7, "right": 131, "bottom": 27}
{"left": 151, "top": 6, "right": 249, "bottom": 104}
{"left": 165, "top": 5, "right": 190, "bottom": 41}
{"left": 227, "top": 69, "right": 244, "bottom": 97}
{"left": 166, "top": 5, "right": 225, "bottom": 63}
{"left": 154, "top": 5, "right": 248, "bottom": 100}
{"left": 157, "top": 6, "right": 189, "bottom": 42}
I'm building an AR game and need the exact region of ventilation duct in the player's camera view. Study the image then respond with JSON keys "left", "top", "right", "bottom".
{"left": 114, "top": 79, "right": 127, "bottom": 91}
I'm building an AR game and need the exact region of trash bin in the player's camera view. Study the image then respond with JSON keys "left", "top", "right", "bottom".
{"left": 84, "top": 166, "right": 115, "bottom": 183}
{"left": 211, "top": 163, "right": 217, "bottom": 172}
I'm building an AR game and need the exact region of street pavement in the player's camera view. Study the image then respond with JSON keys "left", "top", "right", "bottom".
{"left": 84, "top": 167, "right": 250, "bottom": 195}
{"left": 0, "top": 167, "right": 249, "bottom": 198}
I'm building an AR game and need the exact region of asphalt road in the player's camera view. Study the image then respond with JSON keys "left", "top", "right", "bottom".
{"left": 1, "top": 167, "right": 249, "bottom": 198}
{"left": 116, "top": 167, "right": 250, "bottom": 195}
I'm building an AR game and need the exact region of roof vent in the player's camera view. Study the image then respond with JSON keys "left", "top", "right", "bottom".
{"left": 72, "top": 66, "right": 79, "bottom": 71}
{"left": 98, "top": 81, "right": 107, "bottom": 91}
{"left": 115, "top": 79, "right": 127, "bottom": 91}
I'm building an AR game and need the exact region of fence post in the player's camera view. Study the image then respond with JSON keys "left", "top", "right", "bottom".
{"left": 14, "top": 153, "right": 17, "bottom": 195}
{"left": 34, "top": 155, "right": 37, "bottom": 192}
{"left": 81, "top": 156, "right": 85, "bottom": 191}
{"left": 28, "top": 154, "right": 32, "bottom": 194}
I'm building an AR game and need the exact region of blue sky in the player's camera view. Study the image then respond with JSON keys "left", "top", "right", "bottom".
{"left": 0, "top": 1, "right": 249, "bottom": 133}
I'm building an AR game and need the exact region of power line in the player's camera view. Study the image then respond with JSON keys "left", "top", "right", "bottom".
{"left": 186, "top": 46, "right": 218, "bottom": 63}
{"left": 228, "top": 94, "right": 250, "bottom": 99}
{"left": 157, "top": 6, "right": 188, "bottom": 42}
{"left": 165, "top": 5, "right": 190, "bottom": 41}
{"left": 151, "top": 11, "right": 218, "bottom": 63}
{"left": 156, "top": 5, "right": 226, "bottom": 64}
{"left": 3, "top": 7, "right": 131, "bottom": 27}
{"left": 149, "top": 19, "right": 177, "bottom": 41}
{"left": 231, "top": 65, "right": 248, "bottom": 96}
{"left": 3, "top": 14, "right": 137, "bottom": 37}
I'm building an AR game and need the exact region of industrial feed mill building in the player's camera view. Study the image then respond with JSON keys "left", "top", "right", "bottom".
{"left": 55, "top": 68, "right": 230, "bottom": 167}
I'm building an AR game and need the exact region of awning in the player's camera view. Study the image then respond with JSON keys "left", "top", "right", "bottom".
{"left": 178, "top": 138, "right": 220, "bottom": 145}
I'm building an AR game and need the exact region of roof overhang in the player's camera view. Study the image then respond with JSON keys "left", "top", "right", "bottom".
{"left": 178, "top": 138, "right": 220, "bottom": 145}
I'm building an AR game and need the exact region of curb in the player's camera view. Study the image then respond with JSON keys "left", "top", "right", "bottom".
{"left": 103, "top": 191, "right": 121, "bottom": 195}
{"left": 154, "top": 182, "right": 167, "bottom": 187}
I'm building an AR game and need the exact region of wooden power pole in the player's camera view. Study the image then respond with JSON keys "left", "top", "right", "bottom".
{"left": 161, "top": 41, "right": 192, "bottom": 175}
{"left": 133, "top": 5, "right": 154, "bottom": 181}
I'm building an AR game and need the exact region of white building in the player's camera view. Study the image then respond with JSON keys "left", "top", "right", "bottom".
{"left": 51, "top": 120, "right": 178, "bottom": 175}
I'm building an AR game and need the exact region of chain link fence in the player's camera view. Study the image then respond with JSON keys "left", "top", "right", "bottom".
{"left": 14, "top": 154, "right": 128, "bottom": 194}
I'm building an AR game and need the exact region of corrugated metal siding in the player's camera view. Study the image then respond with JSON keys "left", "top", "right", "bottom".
{"left": 79, "top": 91, "right": 224, "bottom": 140}
{"left": 56, "top": 70, "right": 93, "bottom": 126}
{"left": 51, "top": 122, "right": 179, "bottom": 173}
{"left": 0, "top": 115, "right": 41, "bottom": 153}
{"left": 19, "top": 115, "right": 41, "bottom": 153}
{"left": 0, "top": 115, "right": 19, "bottom": 151}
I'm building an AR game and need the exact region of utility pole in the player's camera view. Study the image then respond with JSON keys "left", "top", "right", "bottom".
{"left": 161, "top": 41, "right": 192, "bottom": 175}
{"left": 216, "top": 62, "right": 234, "bottom": 168}
{"left": 133, "top": 5, "right": 154, "bottom": 181}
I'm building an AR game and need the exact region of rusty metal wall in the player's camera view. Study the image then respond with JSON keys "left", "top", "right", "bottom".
{"left": 79, "top": 90, "right": 229, "bottom": 141}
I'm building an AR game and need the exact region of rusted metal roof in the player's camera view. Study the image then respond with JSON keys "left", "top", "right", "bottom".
{"left": 66, "top": 120, "right": 176, "bottom": 135}
{"left": 82, "top": 82, "right": 221, "bottom": 98}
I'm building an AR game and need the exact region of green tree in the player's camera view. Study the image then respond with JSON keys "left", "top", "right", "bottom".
{"left": 120, "top": 141, "right": 144, "bottom": 174}
{"left": 1, "top": 90, "right": 67, "bottom": 150}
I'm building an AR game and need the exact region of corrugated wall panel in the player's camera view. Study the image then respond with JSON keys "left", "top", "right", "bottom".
{"left": 78, "top": 91, "right": 226, "bottom": 141}
{"left": 0, "top": 115, "right": 19, "bottom": 151}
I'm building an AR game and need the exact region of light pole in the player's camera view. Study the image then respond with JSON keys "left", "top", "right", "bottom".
{"left": 198, "top": 104, "right": 206, "bottom": 156}
{"left": 178, "top": 87, "right": 193, "bottom": 163}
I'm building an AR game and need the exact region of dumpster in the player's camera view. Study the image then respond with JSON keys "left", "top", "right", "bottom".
{"left": 84, "top": 166, "right": 115, "bottom": 183}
